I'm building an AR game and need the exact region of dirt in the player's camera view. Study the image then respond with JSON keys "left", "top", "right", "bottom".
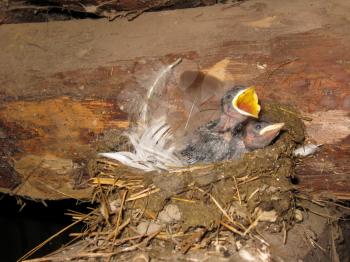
{"left": 54, "top": 101, "right": 327, "bottom": 262}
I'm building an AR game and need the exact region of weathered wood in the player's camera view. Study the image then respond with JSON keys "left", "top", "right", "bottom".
{"left": 46, "top": 0, "right": 217, "bottom": 13}
{"left": 2, "top": 0, "right": 217, "bottom": 23}
{"left": 0, "top": 98, "right": 128, "bottom": 199}
{"left": 0, "top": 0, "right": 350, "bottom": 200}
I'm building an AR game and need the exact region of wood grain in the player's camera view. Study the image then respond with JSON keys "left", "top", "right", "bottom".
{"left": 1, "top": 0, "right": 349, "bottom": 199}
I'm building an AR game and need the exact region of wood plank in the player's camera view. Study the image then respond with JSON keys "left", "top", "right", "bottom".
{"left": 1, "top": 0, "right": 350, "bottom": 199}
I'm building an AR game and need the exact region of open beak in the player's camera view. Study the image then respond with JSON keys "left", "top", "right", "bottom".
{"left": 259, "top": 123, "right": 285, "bottom": 136}
{"left": 232, "top": 86, "right": 260, "bottom": 118}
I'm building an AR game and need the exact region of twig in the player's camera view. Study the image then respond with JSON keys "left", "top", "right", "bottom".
{"left": 115, "top": 229, "right": 161, "bottom": 254}
{"left": 237, "top": 176, "right": 260, "bottom": 186}
{"left": 112, "top": 191, "right": 128, "bottom": 242}
{"left": 283, "top": 221, "right": 287, "bottom": 245}
{"left": 126, "top": 187, "right": 160, "bottom": 202}
{"left": 243, "top": 213, "right": 262, "bottom": 236}
{"left": 19, "top": 209, "right": 96, "bottom": 262}
{"left": 196, "top": 187, "right": 233, "bottom": 224}
{"left": 220, "top": 221, "right": 244, "bottom": 237}
{"left": 233, "top": 176, "right": 242, "bottom": 205}
{"left": 279, "top": 107, "right": 312, "bottom": 121}
{"left": 180, "top": 228, "right": 207, "bottom": 254}
{"left": 168, "top": 163, "right": 214, "bottom": 173}
{"left": 107, "top": 218, "right": 131, "bottom": 242}
{"left": 37, "top": 181, "right": 82, "bottom": 200}
{"left": 247, "top": 188, "right": 260, "bottom": 201}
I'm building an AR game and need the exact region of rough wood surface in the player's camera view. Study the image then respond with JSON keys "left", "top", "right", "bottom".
{"left": 0, "top": 0, "right": 350, "bottom": 200}
{"left": 1, "top": 0, "right": 217, "bottom": 23}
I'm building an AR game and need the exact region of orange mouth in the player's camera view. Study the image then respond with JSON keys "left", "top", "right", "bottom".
{"left": 232, "top": 86, "right": 260, "bottom": 118}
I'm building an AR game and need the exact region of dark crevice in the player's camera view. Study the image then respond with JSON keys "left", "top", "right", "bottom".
{"left": 0, "top": 194, "right": 92, "bottom": 262}
{"left": 1, "top": 0, "right": 247, "bottom": 24}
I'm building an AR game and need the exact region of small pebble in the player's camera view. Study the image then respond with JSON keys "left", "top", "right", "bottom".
{"left": 294, "top": 209, "right": 303, "bottom": 222}
{"left": 136, "top": 221, "right": 162, "bottom": 235}
{"left": 158, "top": 204, "right": 181, "bottom": 224}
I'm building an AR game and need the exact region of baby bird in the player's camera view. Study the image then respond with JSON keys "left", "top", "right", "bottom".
{"left": 99, "top": 86, "right": 270, "bottom": 171}
{"left": 180, "top": 85, "right": 262, "bottom": 164}
{"left": 181, "top": 120, "right": 285, "bottom": 164}
{"left": 215, "top": 86, "right": 260, "bottom": 133}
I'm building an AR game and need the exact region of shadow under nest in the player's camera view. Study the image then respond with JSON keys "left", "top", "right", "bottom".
{"left": 36, "top": 102, "right": 306, "bottom": 261}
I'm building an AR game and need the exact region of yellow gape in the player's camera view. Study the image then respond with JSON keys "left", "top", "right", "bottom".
{"left": 232, "top": 86, "right": 260, "bottom": 118}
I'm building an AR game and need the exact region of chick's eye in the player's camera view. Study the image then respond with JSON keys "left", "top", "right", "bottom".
{"left": 255, "top": 124, "right": 261, "bottom": 130}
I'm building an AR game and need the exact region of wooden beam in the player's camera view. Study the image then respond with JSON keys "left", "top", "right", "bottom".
{"left": 2, "top": 0, "right": 217, "bottom": 22}
{"left": 1, "top": 0, "right": 350, "bottom": 199}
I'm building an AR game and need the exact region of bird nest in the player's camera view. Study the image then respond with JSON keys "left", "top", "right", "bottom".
{"left": 23, "top": 102, "right": 306, "bottom": 261}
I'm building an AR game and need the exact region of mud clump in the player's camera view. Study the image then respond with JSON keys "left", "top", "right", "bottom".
{"left": 83, "top": 102, "right": 306, "bottom": 260}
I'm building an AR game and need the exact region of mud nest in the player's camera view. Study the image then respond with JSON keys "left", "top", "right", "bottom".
{"left": 28, "top": 102, "right": 307, "bottom": 261}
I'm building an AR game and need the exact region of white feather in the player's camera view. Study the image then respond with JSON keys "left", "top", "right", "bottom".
{"left": 293, "top": 143, "right": 321, "bottom": 157}
{"left": 140, "top": 58, "right": 182, "bottom": 124}
{"left": 99, "top": 59, "right": 184, "bottom": 171}
{"left": 99, "top": 118, "right": 184, "bottom": 172}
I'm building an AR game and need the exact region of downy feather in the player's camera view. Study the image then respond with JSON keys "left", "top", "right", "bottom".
{"left": 99, "top": 118, "right": 184, "bottom": 172}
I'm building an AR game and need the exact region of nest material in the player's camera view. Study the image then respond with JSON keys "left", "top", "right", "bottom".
{"left": 22, "top": 102, "right": 307, "bottom": 261}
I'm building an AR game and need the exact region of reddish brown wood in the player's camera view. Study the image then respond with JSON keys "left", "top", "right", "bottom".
{"left": 295, "top": 137, "right": 350, "bottom": 200}
{"left": 0, "top": 0, "right": 349, "bottom": 199}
